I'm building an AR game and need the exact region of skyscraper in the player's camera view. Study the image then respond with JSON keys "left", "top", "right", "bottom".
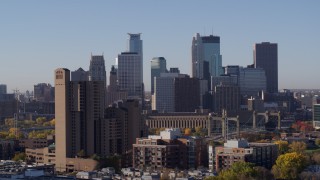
{"left": 192, "top": 33, "right": 223, "bottom": 81}
{"left": 89, "top": 55, "right": 106, "bottom": 84}
{"left": 151, "top": 57, "right": 167, "bottom": 94}
{"left": 106, "top": 66, "right": 127, "bottom": 106}
{"left": 117, "top": 52, "right": 143, "bottom": 98}
{"left": 55, "top": 67, "right": 105, "bottom": 172}
{"left": 254, "top": 42, "right": 278, "bottom": 93}
{"left": 127, "top": 33, "right": 143, "bottom": 58}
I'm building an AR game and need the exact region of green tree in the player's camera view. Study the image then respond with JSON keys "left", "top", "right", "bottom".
{"left": 289, "top": 141, "right": 307, "bottom": 154}
{"left": 205, "top": 162, "right": 258, "bottom": 180}
{"left": 12, "top": 152, "right": 26, "bottom": 161}
{"left": 36, "top": 117, "right": 46, "bottom": 125}
{"left": 274, "top": 140, "right": 289, "bottom": 154}
{"left": 272, "top": 152, "right": 307, "bottom": 180}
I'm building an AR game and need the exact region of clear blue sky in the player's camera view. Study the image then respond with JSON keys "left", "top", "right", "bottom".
{"left": 0, "top": 1, "right": 319, "bottom": 92}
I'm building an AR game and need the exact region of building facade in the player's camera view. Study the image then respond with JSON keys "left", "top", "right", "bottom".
{"left": 133, "top": 129, "right": 207, "bottom": 170}
{"left": 254, "top": 42, "right": 278, "bottom": 93}
{"left": 151, "top": 57, "right": 167, "bottom": 94}
{"left": 117, "top": 52, "right": 143, "bottom": 99}
{"left": 0, "top": 84, "right": 7, "bottom": 94}
{"left": 213, "top": 84, "right": 240, "bottom": 114}
{"left": 55, "top": 67, "right": 105, "bottom": 172}
{"left": 215, "top": 140, "right": 278, "bottom": 172}
{"left": 238, "top": 67, "right": 266, "bottom": 96}
{"left": 174, "top": 76, "right": 200, "bottom": 112}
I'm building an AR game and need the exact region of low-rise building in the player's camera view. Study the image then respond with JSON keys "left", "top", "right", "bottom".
{"left": 215, "top": 139, "right": 278, "bottom": 172}
{"left": 133, "top": 128, "right": 207, "bottom": 170}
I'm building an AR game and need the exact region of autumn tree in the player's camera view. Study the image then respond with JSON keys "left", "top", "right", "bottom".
{"left": 289, "top": 141, "right": 307, "bottom": 154}
{"left": 36, "top": 117, "right": 46, "bottom": 125}
{"left": 315, "top": 138, "right": 320, "bottom": 147}
{"left": 12, "top": 152, "right": 26, "bottom": 161}
{"left": 274, "top": 140, "right": 289, "bottom": 154}
{"left": 272, "top": 152, "right": 307, "bottom": 180}
{"left": 184, "top": 128, "right": 192, "bottom": 136}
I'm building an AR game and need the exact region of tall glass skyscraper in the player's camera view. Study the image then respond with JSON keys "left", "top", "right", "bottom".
{"left": 151, "top": 57, "right": 167, "bottom": 94}
{"left": 117, "top": 33, "right": 144, "bottom": 99}
{"left": 192, "top": 33, "right": 223, "bottom": 80}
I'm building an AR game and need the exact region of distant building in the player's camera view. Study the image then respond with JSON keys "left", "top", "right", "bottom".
{"left": 151, "top": 57, "right": 167, "bottom": 94}
{"left": 71, "top": 68, "right": 89, "bottom": 81}
{"left": 174, "top": 76, "right": 200, "bottom": 112}
{"left": 215, "top": 140, "right": 278, "bottom": 172}
{"left": 0, "top": 140, "right": 15, "bottom": 160}
{"left": 238, "top": 67, "right": 266, "bottom": 97}
{"left": 213, "top": 84, "right": 240, "bottom": 114}
{"left": 144, "top": 110, "right": 209, "bottom": 129}
{"left": 0, "top": 93, "right": 16, "bottom": 120}
{"left": 313, "top": 104, "right": 320, "bottom": 129}
{"left": 133, "top": 128, "right": 207, "bottom": 170}
{"left": 106, "top": 66, "right": 127, "bottom": 106}
{"left": 0, "top": 84, "right": 7, "bottom": 94}
{"left": 103, "top": 99, "right": 146, "bottom": 167}
{"left": 33, "top": 83, "right": 54, "bottom": 102}
{"left": 117, "top": 52, "right": 143, "bottom": 99}
{"left": 254, "top": 42, "right": 278, "bottom": 93}
{"left": 192, "top": 33, "right": 223, "bottom": 81}
{"left": 89, "top": 55, "right": 107, "bottom": 84}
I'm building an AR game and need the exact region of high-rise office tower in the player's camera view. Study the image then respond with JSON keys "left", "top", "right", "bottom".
{"left": 106, "top": 66, "right": 128, "bottom": 106}
{"left": 117, "top": 52, "right": 143, "bottom": 99}
{"left": 0, "top": 84, "right": 7, "bottom": 94}
{"left": 55, "top": 67, "right": 105, "bottom": 172}
{"left": 254, "top": 42, "right": 278, "bottom": 93}
{"left": 174, "top": 75, "right": 200, "bottom": 112}
{"left": 71, "top": 68, "right": 89, "bottom": 81}
{"left": 127, "top": 33, "right": 143, "bottom": 58}
{"left": 238, "top": 67, "right": 266, "bottom": 96}
{"left": 192, "top": 33, "right": 223, "bottom": 81}
{"left": 213, "top": 84, "right": 240, "bottom": 114}
{"left": 151, "top": 57, "right": 167, "bottom": 94}
{"left": 89, "top": 55, "right": 106, "bottom": 84}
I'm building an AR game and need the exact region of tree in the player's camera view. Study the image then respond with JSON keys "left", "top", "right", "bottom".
{"left": 205, "top": 162, "right": 258, "bottom": 180}
{"left": 274, "top": 140, "right": 289, "bottom": 154}
{"left": 312, "top": 152, "right": 320, "bottom": 164}
{"left": 184, "top": 128, "right": 192, "bottom": 136}
{"left": 50, "top": 119, "right": 55, "bottom": 126}
{"left": 315, "top": 138, "right": 320, "bottom": 147}
{"left": 36, "top": 117, "right": 46, "bottom": 125}
{"left": 77, "top": 149, "right": 85, "bottom": 157}
{"left": 289, "top": 141, "right": 307, "bottom": 154}
{"left": 12, "top": 152, "right": 26, "bottom": 161}
{"left": 272, "top": 152, "right": 307, "bottom": 180}
{"left": 254, "top": 166, "right": 274, "bottom": 180}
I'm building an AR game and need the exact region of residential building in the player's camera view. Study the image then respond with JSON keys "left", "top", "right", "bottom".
{"left": 133, "top": 128, "right": 207, "bottom": 170}
{"left": 151, "top": 57, "right": 167, "bottom": 94}
{"left": 102, "top": 99, "right": 146, "bottom": 167}
{"left": 254, "top": 42, "right": 278, "bottom": 93}
{"left": 54, "top": 67, "right": 105, "bottom": 172}
{"left": 215, "top": 140, "right": 278, "bottom": 172}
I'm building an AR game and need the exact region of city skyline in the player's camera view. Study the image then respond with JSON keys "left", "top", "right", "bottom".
{"left": 1, "top": 1, "right": 319, "bottom": 92}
